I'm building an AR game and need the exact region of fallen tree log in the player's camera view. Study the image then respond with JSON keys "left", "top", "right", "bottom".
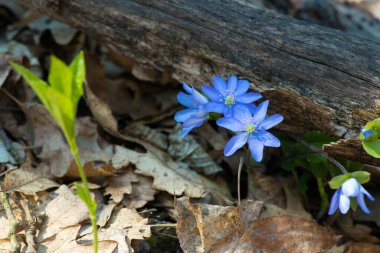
{"left": 16, "top": 0, "right": 380, "bottom": 163}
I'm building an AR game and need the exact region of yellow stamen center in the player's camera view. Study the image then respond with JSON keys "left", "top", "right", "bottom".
{"left": 225, "top": 95, "right": 234, "bottom": 106}
{"left": 246, "top": 125, "right": 255, "bottom": 133}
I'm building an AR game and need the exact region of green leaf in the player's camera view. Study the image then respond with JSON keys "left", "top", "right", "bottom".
{"left": 328, "top": 174, "right": 351, "bottom": 189}
{"left": 48, "top": 55, "right": 73, "bottom": 95}
{"left": 303, "top": 131, "right": 336, "bottom": 148}
{"left": 361, "top": 118, "right": 380, "bottom": 158}
{"left": 69, "top": 51, "right": 85, "bottom": 104}
{"left": 351, "top": 171, "right": 370, "bottom": 184}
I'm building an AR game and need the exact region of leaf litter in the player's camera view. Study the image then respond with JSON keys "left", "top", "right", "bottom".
{"left": 0, "top": 1, "right": 379, "bottom": 253}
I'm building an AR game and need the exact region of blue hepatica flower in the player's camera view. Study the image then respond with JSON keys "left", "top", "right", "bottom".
{"left": 360, "top": 129, "right": 374, "bottom": 140}
{"left": 174, "top": 83, "right": 209, "bottom": 138}
{"left": 202, "top": 76, "right": 262, "bottom": 117}
{"left": 328, "top": 178, "right": 374, "bottom": 215}
{"left": 216, "top": 101, "right": 284, "bottom": 162}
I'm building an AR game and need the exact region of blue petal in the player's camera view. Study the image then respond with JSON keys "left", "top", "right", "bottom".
{"left": 357, "top": 191, "right": 371, "bottom": 214}
{"left": 253, "top": 131, "right": 281, "bottom": 147}
{"left": 246, "top": 103, "right": 257, "bottom": 115}
{"left": 248, "top": 138, "right": 264, "bottom": 162}
{"left": 236, "top": 92, "right": 262, "bottom": 104}
{"left": 202, "top": 86, "right": 220, "bottom": 102}
{"left": 192, "top": 87, "right": 208, "bottom": 104}
{"left": 360, "top": 129, "right": 374, "bottom": 140}
{"left": 223, "top": 106, "right": 233, "bottom": 117}
{"left": 216, "top": 117, "right": 244, "bottom": 132}
{"left": 213, "top": 76, "right": 227, "bottom": 92}
{"left": 232, "top": 104, "right": 252, "bottom": 123}
{"left": 227, "top": 75, "right": 237, "bottom": 92}
{"left": 224, "top": 132, "right": 249, "bottom": 156}
{"left": 174, "top": 109, "right": 197, "bottom": 122}
{"left": 341, "top": 178, "right": 360, "bottom": 197}
{"left": 252, "top": 100, "right": 269, "bottom": 124}
{"left": 177, "top": 92, "right": 196, "bottom": 108}
{"left": 339, "top": 195, "right": 351, "bottom": 214}
{"left": 183, "top": 115, "right": 206, "bottom": 128}
{"left": 183, "top": 83, "right": 192, "bottom": 94}
{"left": 328, "top": 188, "right": 341, "bottom": 215}
{"left": 181, "top": 126, "right": 194, "bottom": 138}
{"left": 235, "top": 80, "right": 251, "bottom": 96}
{"left": 360, "top": 186, "right": 375, "bottom": 201}
{"left": 259, "top": 114, "right": 284, "bottom": 130}
{"left": 204, "top": 102, "right": 226, "bottom": 113}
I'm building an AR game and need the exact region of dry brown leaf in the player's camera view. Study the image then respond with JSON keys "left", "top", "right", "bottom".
{"left": 345, "top": 242, "right": 380, "bottom": 253}
{"left": 108, "top": 208, "right": 151, "bottom": 240}
{"left": 168, "top": 124, "right": 222, "bottom": 175}
{"left": 17, "top": 103, "right": 113, "bottom": 177}
{"left": 176, "top": 197, "right": 336, "bottom": 253}
{"left": 1, "top": 167, "right": 58, "bottom": 195}
{"left": 105, "top": 169, "right": 139, "bottom": 203}
{"left": 80, "top": 207, "right": 151, "bottom": 252}
{"left": 122, "top": 174, "right": 156, "bottom": 209}
{"left": 337, "top": 215, "right": 380, "bottom": 244}
{"left": 0, "top": 216, "right": 9, "bottom": 239}
{"left": 97, "top": 202, "right": 117, "bottom": 228}
{"left": 38, "top": 225, "right": 117, "bottom": 253}
{"left": 38, "top": 185, "right": 89, "bottom": 241}
{"left": 112, "top": 145, "right": 205, "bottom": 197}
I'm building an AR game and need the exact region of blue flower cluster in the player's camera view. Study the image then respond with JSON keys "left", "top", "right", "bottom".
{"left": 175, "top": 75, "right": 283, "bottom": 162}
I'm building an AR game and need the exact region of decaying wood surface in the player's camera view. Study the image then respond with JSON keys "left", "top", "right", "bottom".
{"left": 323, "top": 139, "right": 380, "bottom": 166}
{"left": 16, "top": 0, "right": 380, "bottom": 163}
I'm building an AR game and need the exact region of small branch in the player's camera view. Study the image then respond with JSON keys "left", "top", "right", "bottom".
{"left": 289, "top": 133, "right": 348, "bottom": 174}
{"left": 0, "top": 192, "right": 20, "bottom": 253}
{"left": 237, "top": 156, "right": 245, "bottom": 206}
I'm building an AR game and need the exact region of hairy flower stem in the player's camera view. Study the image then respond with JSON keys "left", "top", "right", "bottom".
{"left": 70, "top": 143, "right": 98, "bottom": 253}
{"left": 237, "top": 156, "right": 245, "bottom": 206}
{"left": 0, "top": 192, "right": 20, "bottom": 253}
{"left": 289, "top": 133, "right": 348, "bottom": 174}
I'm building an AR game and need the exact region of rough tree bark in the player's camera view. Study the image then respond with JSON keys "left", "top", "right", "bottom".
{"left": 16, "top": 0, "right": 380, "bottom": 164}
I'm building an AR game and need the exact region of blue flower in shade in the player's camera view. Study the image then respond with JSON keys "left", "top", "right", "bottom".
{"left": 216, "top": 101, "right": 284, "bottom": 162}
{"left": 202, "top": 76, "right": 262, "bottom": 117}
{"left": 174, "top": 83, "right": 209, "bottom": 138}
{"left": 328, "top": 178, "right": 374, "bottom": 215}
{"left": 360, "top": 129, "right": 374, "bottom": 140}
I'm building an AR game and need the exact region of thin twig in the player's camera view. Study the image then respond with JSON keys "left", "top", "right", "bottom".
{"left": 237, "top": 156, "right": 245, "bottom": 206}
{"left": 15, "top": 193, "right": 39, "bottom": 253}
{"left": 0, "top": 192, "right": 20, "bottom": 253}
{"left": 289, "top": 133, "right": 348, "bottom": 174}
{"left": 148, "top": 224, "right": 177, "bottom": 227}
{"left": 0, "top": 167, "right": 18, "bottom": 177}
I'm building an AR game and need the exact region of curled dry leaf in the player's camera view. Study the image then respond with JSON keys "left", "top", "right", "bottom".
{"left": 168, "top": 124, "right": 222, "bottom": 175}
{"left": 97, "top": 202, "right": 117, "bottom": 228}
{"left": 1, "top": 167, "right": 58, "bottom": 195}
{"left": 176, "top": 197, "right": 337, "bottom": 253}
{"left": 37, "top": 185, "right": 89, "bottom": 241}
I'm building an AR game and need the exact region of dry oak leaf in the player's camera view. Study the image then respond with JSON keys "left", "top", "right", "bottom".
{"left": 1, "top": 167, "right": 58, "bottom": 195}
{"left": 112, "top": 145, "right": 205, "bottom": 197}
{"left": 105, "top": 169, "right": 139, "bottom": 203}
{"left": 80, "top": 208, "right": 151, "bottom": 252}
{"left": 176, "top": 197, "right": 337, "bottom": 253}
{"left": 122, "top": 174, "right": 156, "bottom": 209}
{"left": 37, "top": 185, "right": 89, "bottom": 241}
{"left": 38, "top": 225, "right": 117, "bottom": 253}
